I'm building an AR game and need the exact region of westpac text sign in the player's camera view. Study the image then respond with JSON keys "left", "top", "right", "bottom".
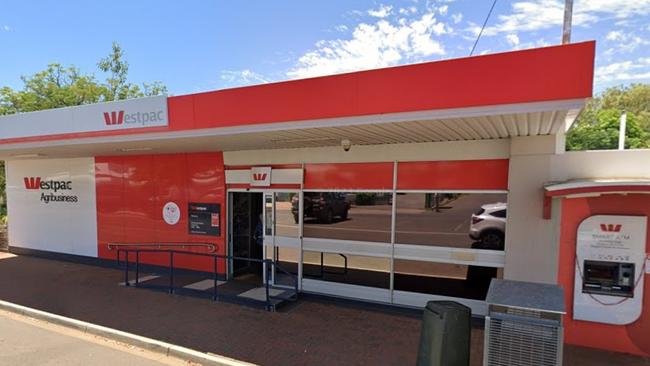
{"left": 0, "top": 95, "right": 168, "bottom": 139}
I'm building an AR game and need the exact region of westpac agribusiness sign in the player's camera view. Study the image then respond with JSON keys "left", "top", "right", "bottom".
{"left": 0, "top": 95, "right": 168, "bottom": 139}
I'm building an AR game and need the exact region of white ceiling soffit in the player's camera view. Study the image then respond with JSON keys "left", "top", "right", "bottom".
{"left": 0, "top": 99, "right": 584, "bottom": 158}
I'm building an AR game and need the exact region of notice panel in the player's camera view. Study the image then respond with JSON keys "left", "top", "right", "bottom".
{"left": 188, "top": 202, "right": 221, "bottom": 236}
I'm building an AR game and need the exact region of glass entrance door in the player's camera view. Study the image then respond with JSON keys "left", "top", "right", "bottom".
{"left": 263, "top": 191, "right": 301, "bottom": 288}
{"left": 230, "top": 192, "right": 263, "bottom": 278}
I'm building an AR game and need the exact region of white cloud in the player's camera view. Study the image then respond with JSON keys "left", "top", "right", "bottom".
{"left": 603, "top": 30, "right": 650, "bottom": 55}
{"left": 2, "top": 25, "right": 10, "bottom": 32}
{"left": 472, "top": 0, "right": 650, "bottom": 36}
{"left": 438, "top": 5, "right": 448, "bottom": 16}
{"left": 398, "top": 6, "right": 418, "bottom": 15}
{"left": 451, "top": 13, "right": 463, "bottom": 24}
{"left": 219, "top": 69, "right": 271, "bottom": 87}
{"left": 368, "top": 5, "right": 393, "bottom": 18}
{"left": 596, "top": 58, "right": 650, "bottom": 84}
{"left": 334, "top": 24, "right": 348, "bottom": 32}
{"left": 605, "top": 30, "right": 625, "bottom": 41}
{"left": 287, "top": 11, "right": 448, "bottom": 79}
{"left": 506, "top": 34, "right": 520, "bottom": 47}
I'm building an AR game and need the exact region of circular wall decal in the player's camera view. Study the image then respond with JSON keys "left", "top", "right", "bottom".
{"left": 162, "top": 201, "right": 181, "bottom": 225}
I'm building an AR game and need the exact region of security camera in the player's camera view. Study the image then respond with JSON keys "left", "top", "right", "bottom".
{"left": 341, "top": 139, "right": 352, "bottom": 152}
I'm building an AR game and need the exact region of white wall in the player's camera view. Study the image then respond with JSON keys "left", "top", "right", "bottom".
{"left": 6, "top": 158, "right": 98, "bottom": 257}
{"left": 223, "top": 139, "right": 510, "bottom": 165}
{"left": 551, "top": 149, "right": 650, "bottom": 180}
{"left": 505, "top": 142, "right": 650, "bottom": 284}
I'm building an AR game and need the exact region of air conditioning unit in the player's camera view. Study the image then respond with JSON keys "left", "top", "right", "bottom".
{"left": 484, "top": 279, "right": 565, "bottom": 366}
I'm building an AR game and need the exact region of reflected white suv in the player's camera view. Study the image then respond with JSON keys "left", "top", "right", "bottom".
{"left": 469, "top": 203, "right": 507, "bottom": 250}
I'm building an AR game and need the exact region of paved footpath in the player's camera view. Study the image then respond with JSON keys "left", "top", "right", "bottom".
{"left": 0, "top": 309, "right": 192, "bottom": 366}
{"left": 0, "top": 252, "right": 648, "bottom": 366}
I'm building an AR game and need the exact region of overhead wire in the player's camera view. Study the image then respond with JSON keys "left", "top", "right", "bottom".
{"left": 470, "top": 0, "right": 499, "bottom": 56}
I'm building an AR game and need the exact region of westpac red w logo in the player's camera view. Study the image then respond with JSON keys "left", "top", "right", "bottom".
{"left": 103, "top": 111, "right": 124, "bottom": 125}
{"left": 252, "top": 173, "right": 267, "bottom": 181}
{"left": 600, "top": 224, "right": 622, "bottom": 232}
{"left": 24, "top": 177, "right": 42, "bottom": 189}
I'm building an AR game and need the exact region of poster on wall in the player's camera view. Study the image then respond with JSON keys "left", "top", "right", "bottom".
{"left": 188, "top": 202, "right": 221, "bottom": 236}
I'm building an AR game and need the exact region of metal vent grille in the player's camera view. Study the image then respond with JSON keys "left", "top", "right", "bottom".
{"left": 484, "top": 312, "right": 563, "bottom": 366}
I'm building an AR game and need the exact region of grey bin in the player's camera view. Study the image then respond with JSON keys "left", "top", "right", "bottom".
{"left": 417, "top": 301, "right": 471, "bottom": 366}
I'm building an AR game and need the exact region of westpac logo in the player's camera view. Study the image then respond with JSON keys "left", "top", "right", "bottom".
{"left": 252, "top": 173, "right": 267, "bottom": 181}
{"left": 23, "top": 177, "right": 42, "bottom": 190}
{"left": 103, "top": 110, "right": 165, "bottom": 127}
{"left": 250, "top": 167, "right": 271, "bottom": 187}
{"left": 23, "top": 176, "right": 77, "bottom": 203}
{"left": 103, "top": 111, "right": 124, "bottom": 125}
{"left": 600, "top": 224, "right": 622, "bottom": 233}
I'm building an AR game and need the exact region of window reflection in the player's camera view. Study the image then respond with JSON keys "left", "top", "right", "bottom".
{"left": 303, "top": 251, "right": 390, "bottom": 288}
{"left": 395, "top": 193, "right": 507, "bottom": 250}
{"left": 302, "top": 192, "right": 392, "bottom": 243}
{"left": 274, "top": 192, "right": 299, "bottom": 237}
{"left": 394, "top": 259, "right": 502, "bottom": 300}
{"left": 272, "top": 247, "right": 300, "bottom": 286}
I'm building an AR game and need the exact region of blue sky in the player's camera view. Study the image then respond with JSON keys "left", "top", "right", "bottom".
{"left": 1, "top": 0, "right": 649, "bottom": 96}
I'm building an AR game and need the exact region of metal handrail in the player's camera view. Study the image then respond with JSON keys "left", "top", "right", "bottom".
{"left": 115, "top": 248, "right": 298, "bottom": 311}
{"left": 319, "top": 252, "right": 349, "bottom": 276}
{"left": 108, "top": 242, "right": 217, "bottom": 253}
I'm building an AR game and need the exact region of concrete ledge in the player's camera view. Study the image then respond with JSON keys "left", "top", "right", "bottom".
{"left": 0, "top": 299, "right": 255, "bottom": 366}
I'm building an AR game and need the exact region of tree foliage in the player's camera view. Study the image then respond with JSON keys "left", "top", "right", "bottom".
{"left": 0, "top": 42, "right": 167, "bottom": 214}
{"left": 566, "top": 84, "right": 650, "bottom": 151}
{"left": 0, "top": 42, "right": 167, "bottom": 114}
{"left": 97, "top": 42, "right": 166, "bottom": 101}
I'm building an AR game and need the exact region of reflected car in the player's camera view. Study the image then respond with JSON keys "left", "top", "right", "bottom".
{"left": 469, "top": 203, "right": 507, "bottom": 250}
{"left": 292, "top": 192, "right": 351, "bottom": 224}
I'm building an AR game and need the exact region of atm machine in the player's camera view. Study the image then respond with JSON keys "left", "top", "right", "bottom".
{"left": 574, "top": 215, "right": 647, "bottom": 325}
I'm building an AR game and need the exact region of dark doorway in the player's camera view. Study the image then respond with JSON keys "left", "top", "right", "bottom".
{"left": 231, "top": 192, "right": 263, "bottom": 277}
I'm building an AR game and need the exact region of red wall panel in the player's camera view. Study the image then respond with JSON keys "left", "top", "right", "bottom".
{"left": 304, "top": 163, "right": 394, "bottom": 190}
{"left": 558, "top": 195, "right": 650, "bottom": 356}
{"left": 182, "top": 42, "right": 594, "bottom": 129}
{"left": 96, "top": 158, "right": 125, "bottom": 260}
{"left": 397, "top": 159, "right": 509, "bottom": 190}
{"left": 95, "top": 152, "right": 226, "bottom": 273}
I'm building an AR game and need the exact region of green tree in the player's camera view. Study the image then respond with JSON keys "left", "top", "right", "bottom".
{"left": 0, "top": 42, "right": 167, "bottom": 217}
{"left": 566, "top": 84, "right": 650, "bottom": 151}
{"left": 566, "top": 109, "right": 649, "bottom": 150}
{"left": 0, "top": 64, "right": 105, "bottom": 114}
{"left": 97, "top": 42, "right": 166, "bottom": 101}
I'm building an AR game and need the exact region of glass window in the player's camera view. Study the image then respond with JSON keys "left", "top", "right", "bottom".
{"left": 274, "top": 192, "right": 299, "bottom": 237}
{"left": 394, "top": 259, "right": 503, "bottom": 300}
{"left": 302, "top": 192, "right": 392, "bottom": 243}
{"left": 395, "top": 193, "right": 508, "bottom": 250}
{"left": 264, "top": 194, "right": 273, "bottom": 236}
{"left": 271, "top": 247, "right": 300, "bottom": 287}
{"left": 303, "top": 251, "right": 390, "bottom": 288}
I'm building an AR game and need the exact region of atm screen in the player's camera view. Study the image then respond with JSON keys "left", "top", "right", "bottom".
{"left": 585, "top": 263, "right": 618, "bottom": 283}
{"left": 582, "top": 260, "right": 635, "bottom": 298}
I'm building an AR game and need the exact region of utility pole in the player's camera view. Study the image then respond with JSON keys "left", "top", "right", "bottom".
{"left": 618, "top": 112, "right": 627, "bottom": 150}
{"left": 562, "top": 0, "right": 573, "bottom": 44}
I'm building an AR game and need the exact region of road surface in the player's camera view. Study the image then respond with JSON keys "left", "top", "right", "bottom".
{"left": 0, "top": 309, "right": 193, "bottom": 366}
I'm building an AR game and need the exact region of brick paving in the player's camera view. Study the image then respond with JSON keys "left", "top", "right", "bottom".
{"left": 0, "top": 252, "right": 648, "bottom": 366}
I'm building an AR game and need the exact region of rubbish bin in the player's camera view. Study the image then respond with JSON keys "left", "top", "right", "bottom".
{"left": 417, "top": 301, "right": 471, "bottom": 366}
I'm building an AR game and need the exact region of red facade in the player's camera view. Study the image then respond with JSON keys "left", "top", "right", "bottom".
{"left": 0, "top": 42, "right": 595, "bottom": 145}
{"left": 558, "top": 194, "right": 650, "bottom": 356}
{"left": 95, "top": 152, "right": 227, "bottom": 273}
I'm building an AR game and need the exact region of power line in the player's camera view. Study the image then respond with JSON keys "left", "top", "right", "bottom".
{"left": 470, "top": 0, "right": 498, "bottom": 56}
